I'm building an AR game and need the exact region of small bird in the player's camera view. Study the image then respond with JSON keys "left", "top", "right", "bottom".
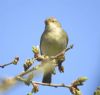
{"left": 40, "top": 17, "right": 68, "bottom": 83}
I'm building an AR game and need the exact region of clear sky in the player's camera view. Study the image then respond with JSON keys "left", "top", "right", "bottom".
{"left": 0, "top": 0, "right": 100, "bottom": 95}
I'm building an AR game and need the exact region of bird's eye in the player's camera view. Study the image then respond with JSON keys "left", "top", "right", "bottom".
{"left": 52, "top": 20, "right": 55, "bottom": 22}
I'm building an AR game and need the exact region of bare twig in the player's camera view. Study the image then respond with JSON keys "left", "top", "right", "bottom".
{"left": 50, "top": 44, "right": 73, "bottom": 59}
{"left": 0, "top": 62, "right": 12, "bottom": 68}
{"left": 16, "top": 76, "right": 70, "bottom": 88}
{"left": 0, "top": 57, "right": 19, "bottom": 68}
{"left": 16, "top": 75, "right": 87, "bottom": 95}
{"left": 32, "top": 81, "right": 70, "bottom": 88}
{"left": 16, "top": 66, "right": 37, "bottom": 77}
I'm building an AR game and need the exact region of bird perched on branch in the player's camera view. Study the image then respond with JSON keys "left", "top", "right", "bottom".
{"left": 40, "top": 17, "right": 68, "bottom": 83}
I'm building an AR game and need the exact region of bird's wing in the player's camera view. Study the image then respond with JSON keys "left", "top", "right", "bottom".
{"left": 40, "top": 31, "right": 45, "bottom": 55}
{"left": 62, "top": 29, "right": 69, "bottom": 47}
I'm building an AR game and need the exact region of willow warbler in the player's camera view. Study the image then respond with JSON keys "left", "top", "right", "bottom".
{"left": 40, "top": 17, "right": 68, "bottom": 83}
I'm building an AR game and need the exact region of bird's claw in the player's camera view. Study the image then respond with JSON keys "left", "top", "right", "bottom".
{"left": 70, "top": 44, "right": 74, "bottom": 49}
{"left": 59, "top": 66, "right": 64, "bottom": 73}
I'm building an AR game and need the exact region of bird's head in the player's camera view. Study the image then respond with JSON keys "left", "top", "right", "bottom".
{"left": 45, "top": 17, "right": 61, "bottom": 28}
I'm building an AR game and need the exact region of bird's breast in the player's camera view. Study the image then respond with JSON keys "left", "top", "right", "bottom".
{"left": 41, "top": 29, "right": 67, "bottom": 56}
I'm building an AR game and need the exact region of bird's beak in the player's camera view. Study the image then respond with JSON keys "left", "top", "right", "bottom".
{"left": 45, "top": 20, "right": 49, "bottom": 25}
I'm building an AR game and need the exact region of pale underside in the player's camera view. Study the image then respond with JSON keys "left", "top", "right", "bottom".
{"left": 40, "top": 28, "right": 68, "bottom": 56}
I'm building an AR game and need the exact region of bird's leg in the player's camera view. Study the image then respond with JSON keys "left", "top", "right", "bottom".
{"left": 65, "top": 44, "right": 73, "bottom": 52}
{"left": 57, "top": 55, "right": 65, "bottom": 73}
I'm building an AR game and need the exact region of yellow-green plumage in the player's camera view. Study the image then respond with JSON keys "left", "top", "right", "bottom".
{"left": 40, "top": 17, "right": 68, "bottom": 83}
{"left": 94, "top": 87, "right": 100, "bottom": 95}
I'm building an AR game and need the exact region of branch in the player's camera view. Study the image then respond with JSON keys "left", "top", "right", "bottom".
{"left": 14, "top": 45, "right": 73, "bottom": 78}
{"left": 0, "top": 57, "right": 19, "bottom": 68}
{"left": 32, "top": 81, "right": 70, "bottom": 88}
{"left": 0, "top": 44, "right": 88, "bottom": 95}
{"left": 18, "top": 45, "right": 73, "bottom": 76}
{"left": 0, "top": 44, "right": 73, "bottom": 70}
{"left": 31, "top": 76, "right": 87, "bottom": 95}
{"left": 16, "top": 75, "right": 87, "bottom": 95}
{"left": 0, "top": 63, "right": 12, "bottom": 68}
{"left": 50, "top": 44, "right": 73, "bottom": 59}
{"left": 0, "top": 45, "right": 74, "bottom": 94}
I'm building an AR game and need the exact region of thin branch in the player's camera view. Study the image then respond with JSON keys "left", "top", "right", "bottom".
{"left": 16, "top": 66, "right": 37, "bottom": 77}
{"left": 16, "top": 75, "right": 87, "bottom": 95}
{"left": 0, "top": 57, "right": 19, "bottom": 68}
{"left": 16, "top": 76, "right": 70, "bottom": 88}
{"left": 32, "top": 81, "right": 71, "bottom": 88}
{"left": 0, "top": 45, "right": 73, "bottom": 93}
{"left": 50, "top": 44, "right": 73, "bottom": 59}
{"left": 0, "top": 62, "right": 12, "bottom": 68}
{"left": 15, "top": 45, "right": 73, "bottom": 78}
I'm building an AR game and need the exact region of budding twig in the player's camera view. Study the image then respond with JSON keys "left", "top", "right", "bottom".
{"left": 17, "top": 45, "right": 73, "bottom": 77}
{"left": 32, "top": 81, "right": 70, "bottom": 88}
{"left": 16, "top": 75, "right": 87, "bottom": 95}
{"left": 0, "top": 63, "right": 12, "bottom": 68}
{"left": 0, "top": 45, "right": 74, "bottom": 94}
{"left": 0, "top": 57, "right": 19, "bottom": 68}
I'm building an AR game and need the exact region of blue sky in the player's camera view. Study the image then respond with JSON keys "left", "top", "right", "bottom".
{"left": 0, "top": 0, "right": 100, "bottom": 95}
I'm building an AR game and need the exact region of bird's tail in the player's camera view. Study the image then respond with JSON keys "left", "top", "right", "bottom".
{"left": 42, "top": 71, "right": 52, "bottom": 83}
{"left": 42, "top": 61, "right": 55, "bottom": 83}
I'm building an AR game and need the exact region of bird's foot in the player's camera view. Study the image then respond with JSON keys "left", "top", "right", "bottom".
{"left": 59, "top": 66, "right": 64, "bottom": 73}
